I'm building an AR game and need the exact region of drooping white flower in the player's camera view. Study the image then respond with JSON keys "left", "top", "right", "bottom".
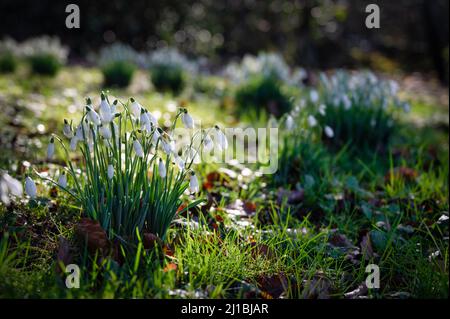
{"left": 110, "top": 100, "right": 118, "bottom": 114}
{"left": 307, "top": 115, "right": 317, "bottom": 127}
{"left": 189, "top": 172, "right": 199, "bottom": 193}
{"left": 130, "top": 98, "right": 142, "bottom": 118}
{"left": 70, "top": 136, "right": 78, "bottom": 151}
{"left": 25, "top": 176, "right": 37, "bottom": 199}
{"left": 158, "top": 158, "right": 166, "bottom": 178}
{"left": 214, "top": 126, "right": 228, "bottom": 151}
{"left": 86, "top": 104, "right": 101, "bottom": 126}
{"left": 318, "top": 104, "right": 326, "bottom": 116}
{"left": 47, "top": 137, "right": 55, "bottom": 159}
{"left": 324, "top": 125, "right": 334, "bottom": 138}
{"left": 107, "top": 164, "right": 114, "bottom": 180}
{"left": 99, "top": 94, "right": 113, "bottom": 123}
{"left": 0, "top": 172, "right": 23, "bottom": 205}
{"left": 181, "top": 110, "right": 194, "bottom": 129}
{"left": 99, "top": 125, "right": 112, "bottom": 139}
{"left": 133, "top": 139, "right": 144, "bottom": 158}
{"left": 75, "top": 123, "right": 84, "bottom": 141}
{"left": 162, "top": 139, "right": 176, "bottom": 155}
{"left": 342, "top": 94, "right": 351, "bottom": 110}
{"left": 202, "top": 132, "right": 214, "bottom": 152}
{"left": 174, "top": 155, "right": 185, "bottom": 171}
{"left": 58, "top": 171, "right": 67, "bottom": 188}
{"left": 310, "top": 90, "right": 319, "bottom": 103}
{"left": 285, "top": 115, "right": 294, "bottom": 130}
{"left": 63, "top": 119, "right": 73, "bottom": 138}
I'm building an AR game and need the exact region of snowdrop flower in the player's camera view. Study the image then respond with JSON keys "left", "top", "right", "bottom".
{"left": 75, "top": 123, "right": 84, "bottom": 141}
{"left": 99, "top": 124, "right": 112, "bottom": 139}
{"left": 0, "top": 172, "right": 23, "bottom": 205}
{"left": 189, "top": 172, "right": 199, "bottom": 193}
{"left": 307, "top": 115, "right": 318, "bottom": 127}
{"left": 25, "top": 176, "right": 37, "bottom": 199}
{"left": 162, "top": 139, "right": 176, "bottom": 155}
{"left": 133, "top": 138, "right": 144, "bottom": 158}
{"left": 146, "top": 110, "right": 157, "bottom": 126}
{"left": 181, "top": 110, "right": 194, "bottom": 129}
{"left": 370, "top": 118, "right": 376, "bottom": 127}
{"left": 58, "top": 171, "right": 67, "bottom": 188}
{"left": 342, "top": 95, "right": 351, "bottom": 110}
{"left": 99, "top": 94, "right": 113, "bottom": 123}
{"left": 174, "top": 155, "right": 185, "bottom": 171}
{"left": 63, "top": 119, "right": 73, "bottom": 138}
{"left": 130, "top": 98, "right": 142, "bottom": 118}
{"left": 158, "top": 158, "right": 166, "bottom": 178}
{"left": 318, "top": 104, "right": 326, "bottom": 116}
{"left": 214, "top": 125, "right": 228, "bottom": 151}
{"left": 285, "top": 115, "right": 294, "bottom": 130}
{"left": 310, "top": 90, "right": 319, "bottom": 103}
{"left": 202, "top": 131, "right": 214, "bottom": 152}
{"left": 107, "top": 164, "right": 114, "bottom": 180}
{"left": 110, "top": 100, "right": 118, "bottom": 114}
{"left": 86, "top": 105, "right": 101, "bottom": 126}
{"left": 324, "top": 125, "right": 334, "bottom": 138}
{"left": 47, "top": 137, "right": 55, "bottom": 159}
{"left": 70, "top": 136, "right": 78, "bottom": 151}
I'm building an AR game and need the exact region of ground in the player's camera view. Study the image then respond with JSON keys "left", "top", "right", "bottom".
{"left": 0, "top": 65, "right": 448, "bottom": 299}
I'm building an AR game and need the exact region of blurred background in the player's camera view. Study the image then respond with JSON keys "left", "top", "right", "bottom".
{"left": 1, "top": 0, "right": 448, "bottom": 84}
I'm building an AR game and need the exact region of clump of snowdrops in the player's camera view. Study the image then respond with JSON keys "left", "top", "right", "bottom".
{"left": 29, "top": 93, "right": 228, "bottom": 242}
{"left": 96, "top": 43, "right": 142, "bottom": 88}
{"left": 301, "top": 70, "right": 410, "bottom": 150}
{"left": 20, "top": 36, "right": 68, "bottom": 76}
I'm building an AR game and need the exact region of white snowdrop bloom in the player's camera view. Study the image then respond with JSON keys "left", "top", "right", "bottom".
{"left": 70, "top": 136, "right": 78, "bottom": 151}
{"left": 214, "top": 126, "right": 228, "bottom": 151}
{"left": 86, "top": 106, "right": 101, "bottom": 126}
{"left": 25, "top": 176, "right": 37, "bottom": 199}
{"left": 75, "top": 124, "right": 84, "bottom": 141}
{"left": 307, "top": 115, "right": 318, "bottom": 127}
{"left": 63, "top": 119, "right": 73, "bottom": 138}
{"left": 0, "top": 172, "right": 23, "bottom": 205}
{"left": 47, "top": 137, "right": 55, "bottom": 159}
{"left": 58, "top": 172, "right": 67, "bottom": 188}
{"left": 133, "top": 139, "right": 144, "bottom": 158}
{"left": 99, "top": 125, "right": 112, "bottom": 139}
{"left": 318, "top": 104, "right": 326, "bottom": 116}
{"left": 342, "top": 95, "right": 351, "bottom": 110}
{"left": 324, "top": 125, "right": 334, "bottom": 138}
{"left": 370, "top": 118, "right": 377, "bottom": 127}
{"left": 152, "top": 126, "right": 162, "bottom": 144}
{"left": 140, "top": 109, "right": 149, "bottom": 125}
{"left": 202, "top": 132, "right": 214, "bottom": 152}
{"left": 162, "top": 140, "right": 175, "bottom": 155}
{"left": 130, "top": 98, "right": 142, "bottom": 118}
{"left": 158, "top": 158, "right": 166, "bottom": 178}
{"left": 146, "top": 110, "right": 158, "bottom": 126}
{"left": 189, "top": 172, "right": 199, "bottom": 193}
{"left": 174, "top": 155, "right": 185, "bottom": 171}
{"left": 310, "top": 90, "right": 319, "bottom": 103}
{"left": 110, "top": 100, "right": 118, "bottom": 114}
{"left": 99, "top": 94, "right": 113, "bottom": 123}
{"left": 181, "top": 110, "right": 194, "bottom": 129}
{"left": 285, "top": 115, "right": 294, "bottom": 130}
{"left": 107, "top": 164, "right": 114, "bottom": 180}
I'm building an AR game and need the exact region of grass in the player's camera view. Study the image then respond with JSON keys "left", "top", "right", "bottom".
{"left": 0, "top": 66, "right": 448, "bottom": 299}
